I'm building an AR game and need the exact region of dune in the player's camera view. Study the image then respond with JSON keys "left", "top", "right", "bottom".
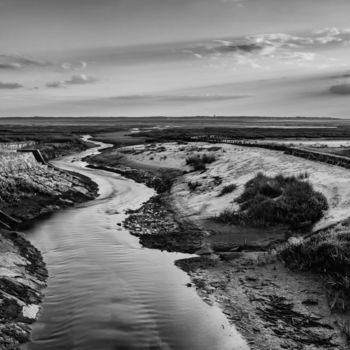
{"left": 120, "top": 142, "right": 350, "bottom": 231}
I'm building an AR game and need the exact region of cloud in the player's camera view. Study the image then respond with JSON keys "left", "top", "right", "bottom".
{"left": 314, "top": 27, "right": 350, "bottom": 36}
{"left": 213, "top": 40, "right": 262, "bottom": 53}
{"left": 329, "top": 83, "right": 350, "bottom": 95}
{"left": 186, "top": 28, "right": 350, "bottom": 70}
{"left": 46, "top": 81, "right": 65, "bottom": 88}
{"left": 0, "top": 54, "right": 90, "bottom": 75}
{"left": 0, "top": 82, "right": 23, "bottom": 89}
{"left": 103, "top": 94, "right": 249, "bottom": 103}
{"left": 0, "top": 54, "right": 48, "bottom": 69}
{"left": 331, "top": 72, "right": 350, "bottom": 79}
{"left": 60, "top": 94, "right": 249, "bottom": 109}
{"left": 61, "top": 61, "right": 87, "bottom": 71}
{"left": 0, "top": 62, "right": 22, "bottom": 69}
{"left": 66, "top": 74, "right": 95, "bottom": 84}
{"left": 46, "top": 74, "right": 97, "bottom": 88}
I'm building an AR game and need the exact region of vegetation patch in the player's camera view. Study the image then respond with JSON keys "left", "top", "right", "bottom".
{"left": 217, "top": 184, "right": 237, "bottom": 197}
{"left": 188, "top": 181, "right": 201, "bottom": 191}
{"left": 279, "top": 223, "right": 350, "bottom": 311}
{"left": 216, "top": 172, "right": 328, "bottom": 230}
{"left": 206, "top": 146, "right": 222, "bottom": 152}
{"left": 297, "top": 171, "right": 309, "bottom": 180}
{"left": 185, "top": 153, "right": 216, "bottom": 171}
{"left": 212, "top": 176, "right": 222, "bottom": 186}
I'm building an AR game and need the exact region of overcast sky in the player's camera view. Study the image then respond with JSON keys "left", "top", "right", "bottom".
{"left": 1, "top": 0, "right": 350, "bottom": 117}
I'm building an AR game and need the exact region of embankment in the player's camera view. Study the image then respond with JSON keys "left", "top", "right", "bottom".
{"left": 191, "top": 135, "right": 350, "bottom": 169}
{"left": 0, "top": 143, "right": 99, "bottom": 349}
{"left": 0, "top": 152, "right": 97, "bottom": 226}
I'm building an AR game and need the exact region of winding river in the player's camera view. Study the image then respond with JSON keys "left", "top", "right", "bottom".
{"left": 23, "top": 138, "right": 248, "bottom": 350}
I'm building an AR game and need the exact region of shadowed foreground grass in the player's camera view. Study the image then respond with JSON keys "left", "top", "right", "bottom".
{"left": 280, "top": 222, "right": 350, "bottom": 312}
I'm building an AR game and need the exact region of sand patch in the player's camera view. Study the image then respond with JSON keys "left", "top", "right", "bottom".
{"left": 121, "top": 142, "right": 350, "bottom": 231}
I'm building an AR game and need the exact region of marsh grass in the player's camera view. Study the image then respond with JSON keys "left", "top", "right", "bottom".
{"left": 188, "top": 181, "right": 201, "bottom": 191}
{"left": 212, "top": 176, "right": 222, "bottom": 186}
{"left": 297, "top": 171, "right": 310, "bottom": 180}
{"left": 279, "top": 224, "right": 350, "bottom": 311}
{"left": 185, "top": 153, "right": 217, "bottom": 171}
{"left": 216, "top": 172, "right": 328, "bottom": 229}
{"left": 217, "top": 184, "right": 237, "bottom": 197}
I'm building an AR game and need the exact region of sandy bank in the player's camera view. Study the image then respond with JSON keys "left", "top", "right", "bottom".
{"left": 119, "top": 141, "right": 350, "bottom": 232}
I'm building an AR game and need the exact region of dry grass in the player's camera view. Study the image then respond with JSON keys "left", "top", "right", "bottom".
{"left": 216, "top": 172, "right": 328, "bottom": 229}
{"left": 217, "top": 183, "right": 237, "bottom": 197}
{"left": 188, "top": 181, "right": 201, "bottom": 191}
{"left": 185, "top": 153, "right": 217, "bottom": 171}
{"left": 279, "top": 222, "right": 350, "bottom": 311}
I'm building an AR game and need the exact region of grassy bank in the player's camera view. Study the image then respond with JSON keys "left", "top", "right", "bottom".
{"left": 280, "top": 221, "right": 350, "bottom": 313}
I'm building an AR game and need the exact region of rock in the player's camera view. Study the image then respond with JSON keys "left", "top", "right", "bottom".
{"left": 0, "top": 229, "right": 47, "bottom": 349}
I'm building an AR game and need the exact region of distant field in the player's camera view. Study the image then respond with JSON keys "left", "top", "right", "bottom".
{"left": 0, "top": 116, "right": 348, "bottom": 132}
{"left": 92, "top": 131, "right": 146, "bottom": 147}
{"left": 2, "top": 116, "right": 350, "bottom": 147}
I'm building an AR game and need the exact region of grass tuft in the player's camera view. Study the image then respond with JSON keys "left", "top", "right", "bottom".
{"left": 185, "top": 153, "right": 216, "bottom": 171}
{"left": 188, "top": 181, "right": 201, "bottom": 191}
{"left": 217, "top": 184, "right": 237, "bottom": 197}
{"left": 297, "top": 171, "right": 309, "bottom": 180}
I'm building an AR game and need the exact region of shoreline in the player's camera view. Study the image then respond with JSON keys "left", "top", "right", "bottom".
{"left": 13, "top": 170, "right": 98, "bottom": 231}
{"left": 85, "top": 151, "right": 204, "bottom": 254}
{"left": 0, "top": 147, "right": 99, "bottom": 349}
{"left": 0, "top": 229, "right": 48, "bottom": 349}
{"left": 86, "top": 144, "right": 349, "bottom": 350}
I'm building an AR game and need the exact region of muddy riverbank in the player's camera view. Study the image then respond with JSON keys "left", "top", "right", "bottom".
{"left": 0, "top": 140, "right": 100, "bottom": 349}
{"left": 0, "top": 167, "right": 98, "bottom": 229}
{"left": 0, "top": 230, "right": 47, "bottom": 350}
{"left": 85, "top": 148, "right": 204, "bottom": 253}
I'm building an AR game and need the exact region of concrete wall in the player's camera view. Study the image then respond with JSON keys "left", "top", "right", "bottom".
{"left": 0, "top": 141, "right": 36, "bottom": 151}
